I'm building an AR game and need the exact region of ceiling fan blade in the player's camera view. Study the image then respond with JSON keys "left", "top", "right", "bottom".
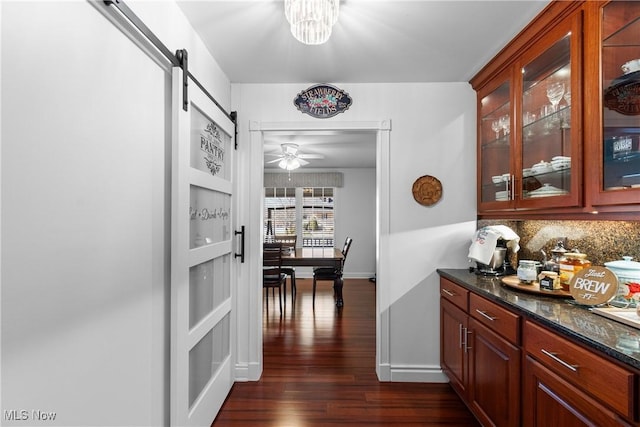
{"left": 266, "top": 157, "right": 283, "bottom": 164}
{"left": 298, "top": 158, "right": 310, "bottom": 166}
{"left": 298, "top": 154, "right": 324, "bottom": 159}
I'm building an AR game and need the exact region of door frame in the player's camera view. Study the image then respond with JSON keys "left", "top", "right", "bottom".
{"left": 237, "top": 120, "right": 392, "bottom": 381}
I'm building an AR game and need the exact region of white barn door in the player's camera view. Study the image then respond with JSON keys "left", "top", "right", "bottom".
{"left": 170, "top": 68, "right": 236, "bottom": 426}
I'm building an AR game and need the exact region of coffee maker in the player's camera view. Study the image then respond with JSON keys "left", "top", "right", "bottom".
{"left": 474, "top": 238, "right": 515, "bottom": 276}
{"left": 468, "top": 225, "right": 520, "bottom": 276}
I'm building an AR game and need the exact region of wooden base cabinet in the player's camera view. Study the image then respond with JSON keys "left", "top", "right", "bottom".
{"left": 440, "top": 275, "right": 640, "bottom": 426}
{"left": 523, "top": 355, "right": 631, "bottom": 427}
{"left": 440, "top": 278, "right": 521, "bottom": 427}
{"left": 523, "top": 320, "right": 636, "bottom": 426}
{"left": 441, "top": 298, "right": 469, "bottom": 398}
{"left": 468, "top": 319, "right": 520, "bottom": 427}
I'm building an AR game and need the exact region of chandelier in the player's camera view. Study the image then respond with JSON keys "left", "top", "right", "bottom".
{"left": 284, "top": 0, "right": 340, "bottom": 45}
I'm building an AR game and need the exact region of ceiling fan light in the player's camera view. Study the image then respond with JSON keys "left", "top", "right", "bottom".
{"left": 284, "top": 0, "right": 339, "bottom": 45}
{"left": 278, "top": 157, "right": 301, "bottom": 171}
{"left": 288, "top": 158, "right": 301, "bottom": 170}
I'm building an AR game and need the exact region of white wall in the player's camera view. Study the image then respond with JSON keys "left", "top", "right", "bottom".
{"left": 1, "top": 1, "right": 231, "bottom": 426}
{"left": 233, "top": 83, "right": 477, "bottom": 382}
{"left": 336, "top": 168, "right": 376, "bottom": 278}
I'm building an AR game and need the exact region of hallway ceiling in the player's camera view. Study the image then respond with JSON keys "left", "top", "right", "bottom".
{"left": 176, "top": 0, "right": 550, "bottom": 169}
{"left": 176, "top": 0, "right": 549, "bottom": 84}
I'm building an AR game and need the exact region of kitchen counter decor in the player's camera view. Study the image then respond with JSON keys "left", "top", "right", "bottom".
{"left": 438, "top": 268, "right": 640, "bottom": 370}
{"left": 501, "top": 275, "right": 572, "bottom": 298}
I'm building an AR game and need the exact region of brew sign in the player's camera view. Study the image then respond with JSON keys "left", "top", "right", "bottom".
{"left": 569, "top": 266, "right": 618, "bottom": 306}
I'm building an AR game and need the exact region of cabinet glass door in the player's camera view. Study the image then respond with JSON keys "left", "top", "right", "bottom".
{"left": 479, "top": 79, "right": 512, "bottom": 207}
{"left": 521, "top": 33, "right": 573, "bottom": 202}
{"left": 601, "top": 2, "right": 640, "bottom": 193}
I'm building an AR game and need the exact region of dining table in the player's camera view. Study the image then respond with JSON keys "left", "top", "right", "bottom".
{"left": 281, "top": 247, "right": 345, "bottom": 307}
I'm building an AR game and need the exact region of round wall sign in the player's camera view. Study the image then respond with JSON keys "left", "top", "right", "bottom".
{"left": 569, "top": 266, "right": 618, "bottom": 306}
{"left": 412, "top": 175, "right": 442, "bottom": 206}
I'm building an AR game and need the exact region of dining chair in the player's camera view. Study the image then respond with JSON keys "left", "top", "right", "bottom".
{"left": 312, "top": 237, "right": 353, "bottom": 307}
{"left": 263, "top": 242, "right": 287, "bottom": 315}
{"left": 274, "top": 235, "right": 297, "bottom": 299}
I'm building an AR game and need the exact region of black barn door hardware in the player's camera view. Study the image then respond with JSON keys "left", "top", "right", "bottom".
{"left": 102, "top": 0, "right": 237, "bottom": 126}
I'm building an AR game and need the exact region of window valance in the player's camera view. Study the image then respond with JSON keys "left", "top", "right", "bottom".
{"left": 264, "top": 172, "right": 344, "bottom": 188}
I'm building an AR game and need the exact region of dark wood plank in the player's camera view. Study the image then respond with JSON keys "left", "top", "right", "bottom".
{"left": 212, "top": 278, "right": 480, "bottom": 426}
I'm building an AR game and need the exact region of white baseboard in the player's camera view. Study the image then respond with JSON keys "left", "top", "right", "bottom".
{"left": 389, "top": 364, "right": 448, "bottom": 383}
{"left": 234, "top": 361, "right": 262, "bottom": 382}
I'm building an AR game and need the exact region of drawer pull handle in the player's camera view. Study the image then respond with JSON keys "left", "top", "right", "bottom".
{"left": 541, "top": 349, "right": 579, "bottom": 372}
{"left": 442, "top": 289, "right": 456, "bottom": 297}
{"left": 475, "top": 309, "right": 497, "bottom": 321}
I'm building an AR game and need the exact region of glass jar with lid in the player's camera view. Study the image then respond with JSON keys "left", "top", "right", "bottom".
{"left": 559, "top": 251, "right": 591, "bottom": 291}
{"left": 517, "top": 260, "right": 538, "bottom": 283}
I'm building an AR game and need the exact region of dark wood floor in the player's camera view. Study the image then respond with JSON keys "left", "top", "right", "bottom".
{"left": 212, "top": 278, "right": 480, "bottom": 426}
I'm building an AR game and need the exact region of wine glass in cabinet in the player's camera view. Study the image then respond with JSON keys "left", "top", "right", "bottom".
{"left": 517, "top": 14, "right": 581, "bottom": 209}
{"left": 478, "top": 75, "right": 514, "bottom": 210}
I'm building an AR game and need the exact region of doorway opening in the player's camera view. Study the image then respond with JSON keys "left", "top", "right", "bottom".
{"left": 247, "top": 119, "right": 391, "bottom": 381}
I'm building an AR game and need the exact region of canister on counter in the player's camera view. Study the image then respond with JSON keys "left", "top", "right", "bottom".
{"left": 539, "top": 271, "right": 561, "bottom": 291}
{"left": 517, "top": 260, "right": 538, "bottom": 283}
{"left": 559, "top": 251, "right": 591, "bottom": 291}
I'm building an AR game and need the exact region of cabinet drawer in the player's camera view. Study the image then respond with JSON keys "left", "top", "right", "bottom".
{"left": 524, "top": 320, "right": 636, "bottom": 420}
{"left": 440, "top": 278, "right": 469, "bottom": 311}
{"left": 470, "top": 293, "right": 520, "bottom": 344}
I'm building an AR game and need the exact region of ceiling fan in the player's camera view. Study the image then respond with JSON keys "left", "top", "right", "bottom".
{"left": 265, "top": 143, "right": 324, "bottom": 170}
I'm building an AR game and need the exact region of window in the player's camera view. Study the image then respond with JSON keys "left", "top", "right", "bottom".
{"left": 264, "top": 187, "right": 334, "bottom": 247}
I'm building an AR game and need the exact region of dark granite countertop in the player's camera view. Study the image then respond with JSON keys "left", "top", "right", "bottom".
{"left": 438, "top": 268, "right": 640, "bottom": 371}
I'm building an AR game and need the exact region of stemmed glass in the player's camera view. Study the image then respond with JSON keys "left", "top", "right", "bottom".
{"left": 546, "top": 82, "right": 565, "bottom": 113}
{"left": 491, "top": 120, "right": 501, "bottom": 139}
{"left": 499, "top": 115, "right": 510, "bottom": 136}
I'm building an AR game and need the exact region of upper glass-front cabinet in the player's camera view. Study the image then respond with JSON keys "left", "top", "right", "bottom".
{"left": 477, "top": 13, "right": 581, "bottom": 212}
{"left": 593, "top": 1, "right": 640, "bottom": 205}
{"left": 479, "top": 76, "right": 513, "bottom": 208}
{"left": 520, "top": 34, "right": 573, "bottom": 202}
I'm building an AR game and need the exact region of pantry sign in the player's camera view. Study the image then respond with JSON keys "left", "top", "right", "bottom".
{"left": 293, "top": 84, "right": 352, "bottom": 119}
{"left": 569, "top": 266, "right": 618, "bottom": 306}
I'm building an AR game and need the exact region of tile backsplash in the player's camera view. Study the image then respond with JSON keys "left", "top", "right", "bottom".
{"left": 478, "top": 219, "right": 640, "bottom": 266}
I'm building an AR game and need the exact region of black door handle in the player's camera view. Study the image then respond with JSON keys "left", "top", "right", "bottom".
{"left": 234, "top": 226, "right": 245, "bottom": 263}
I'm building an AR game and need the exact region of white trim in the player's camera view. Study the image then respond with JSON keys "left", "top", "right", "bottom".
{"left": 389, "top": 365, "right": 449, "bottom": 383}
{"left": 0, "top": 0, "right": 4, "bottom": 411}
{"left": 242, "top": 119, "right": 391, "bottom": 381}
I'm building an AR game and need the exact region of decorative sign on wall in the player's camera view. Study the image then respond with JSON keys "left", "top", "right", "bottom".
{"left": 412, "top": 175, "right": 443, "bottom": 206}
{"left": 293, "top": 84, "right": 352, "bottom": 119}
{"left": 200, "top": 122, "right": 225, "bottom": 175}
